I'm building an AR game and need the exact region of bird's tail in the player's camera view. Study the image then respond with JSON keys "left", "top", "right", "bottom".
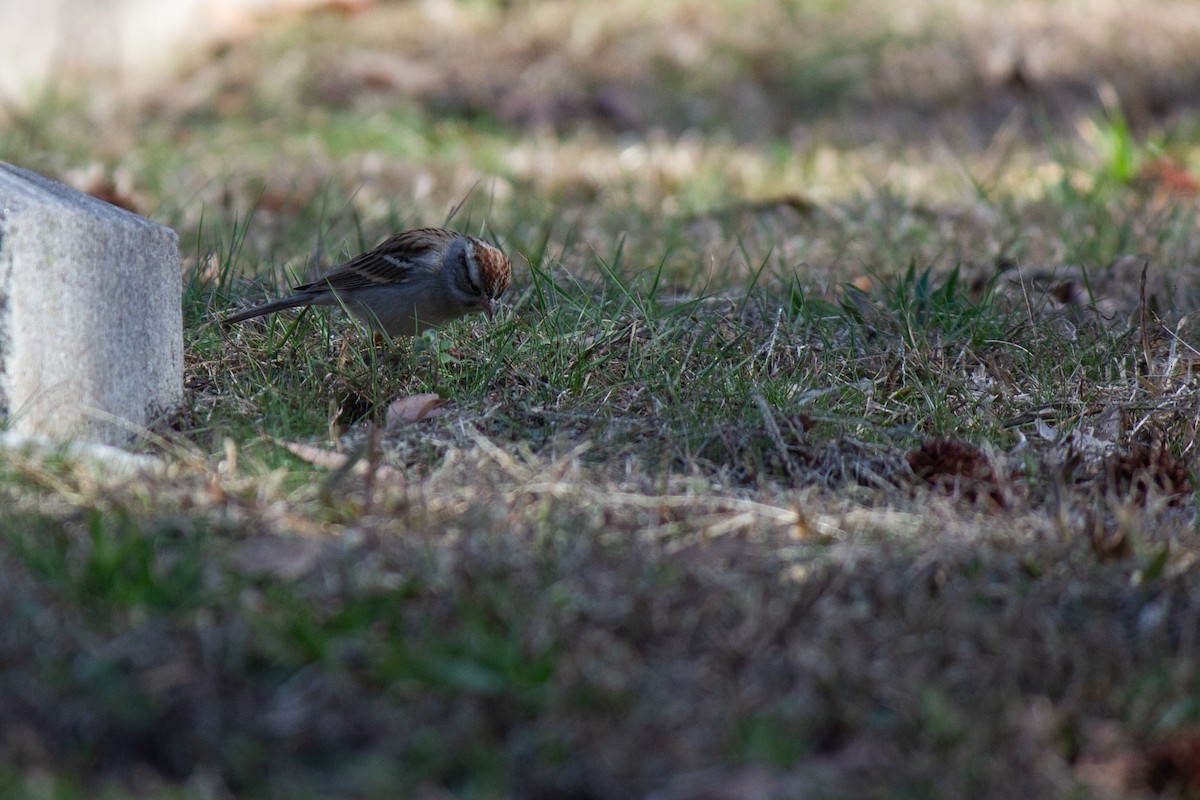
{"left": 221, "top": 294, "right": 313, "bottom": 326}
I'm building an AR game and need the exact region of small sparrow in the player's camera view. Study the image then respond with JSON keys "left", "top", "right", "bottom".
{"left": 222, "top": 228, "right": 512, "bottom": 337}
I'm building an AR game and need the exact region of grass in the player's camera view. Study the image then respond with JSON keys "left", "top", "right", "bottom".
{"left": 3, "top": 0, "right": 1200, "bottom": 798}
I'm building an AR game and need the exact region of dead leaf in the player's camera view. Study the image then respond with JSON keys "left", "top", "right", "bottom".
{"left": 850, "top": 275, "right": 874, "bottom": 293}
{"left": 83, "top": 176, "right": 140, "bottom": 213}
{"left": 907, "top": 437, "right": 1014, "bottom": 508}
{"left": 386, "top": 393, "right": 448, "bottom": 430}
{"left": 1137, "top": 157, "right": 1200, "bottom": 197}
{"left": 1104, "top": 441, "right": 1193, "bottom": 506}
{"left": 1144, "top": 731, "right": 1200, "bottom": 795}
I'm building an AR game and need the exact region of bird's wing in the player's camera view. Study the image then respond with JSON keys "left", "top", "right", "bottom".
{"left": 295, "top": 228, "right": 454, "bottom": 293}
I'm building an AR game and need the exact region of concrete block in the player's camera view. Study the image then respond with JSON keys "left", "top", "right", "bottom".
{"left": 0, "top": 161, "right": 182, "bottom": 443}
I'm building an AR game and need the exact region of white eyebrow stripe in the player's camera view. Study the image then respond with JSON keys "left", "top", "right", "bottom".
{"left": 464, "top": 244, "right": 482, "bottom": 289}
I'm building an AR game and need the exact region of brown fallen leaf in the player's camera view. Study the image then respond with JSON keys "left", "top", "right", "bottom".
{"left": 1104, "top": 441, "right": 1193, "bottom": 506}
{"left": 83, "top": 176, "right": 140, "bottom": 213}
{"left": 908, "top": 437, "right": 1015, "bottom": 509}
{"left": 850, "top": 275, "right": 874, "bottom": 293}
{"left": 1143, "top": 731, "right": 1200, "bottom": 795}
{"left": 1137, "top": 156, "right": 1200, "bottom": 197}
{"left": 386, "top": 393, "right": 448, "bottom": 430}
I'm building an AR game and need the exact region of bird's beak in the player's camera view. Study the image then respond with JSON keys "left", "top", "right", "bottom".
{"left": 481, "top": 299, "right": 494, "bottom": 319}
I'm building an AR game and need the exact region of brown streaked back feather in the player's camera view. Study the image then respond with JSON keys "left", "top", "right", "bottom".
{"left": 294, "top": 227, "right": 457, "bottom": 293}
